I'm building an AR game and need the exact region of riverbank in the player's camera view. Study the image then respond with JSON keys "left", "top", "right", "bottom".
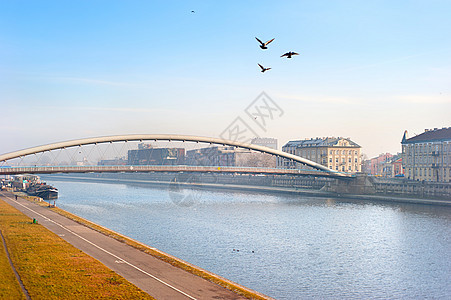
{"left": 34, "top": 178, "right": 451, "bottom": 299}
{"left": 0, "top": 192, "right": 154, "bottom": 299}
{"left": 44, "top": 174, "right": 451, "bottom": 206}
{"left": 6, "top": 190, "right": 272, "bottom": 300}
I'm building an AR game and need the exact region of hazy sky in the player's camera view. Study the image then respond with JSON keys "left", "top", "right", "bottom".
{"left": 1, "top": 1, "right": 450, "bottom": 158}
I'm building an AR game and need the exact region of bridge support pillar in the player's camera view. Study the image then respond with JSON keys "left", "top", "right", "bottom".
{"left": 321, "top": 173, "right": 376, "bottom": 195}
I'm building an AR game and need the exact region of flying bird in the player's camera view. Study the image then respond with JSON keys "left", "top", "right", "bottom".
{"left": 258, "top": 63, "right": 271, "bottom": 73}
{"left": 255, "top": 37, "right": 275, "bottom": 49}
{"left": 281, "top": 51, "right": 299, "bottom": 58}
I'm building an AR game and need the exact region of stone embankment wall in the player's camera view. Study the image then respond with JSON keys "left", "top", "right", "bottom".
{"left": 322, "top": 174, "right": 451, "bottom": 200}
{"left": 45, "top": 172, "right": 450, "bottom": 201}
{"left": 369, "top": 177, "right": 451, "bottom": 200}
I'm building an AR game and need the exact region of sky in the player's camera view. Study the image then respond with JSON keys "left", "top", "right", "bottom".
{"left": 1, "top": 0, "right": 450, "bottom": 158}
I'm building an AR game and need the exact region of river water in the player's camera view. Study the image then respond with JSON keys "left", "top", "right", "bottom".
{"left": 46, "top": 177, "right": 451, "bottom": 299}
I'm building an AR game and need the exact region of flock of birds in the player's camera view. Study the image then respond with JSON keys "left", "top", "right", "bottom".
{"left": 255, "top": 37, "right": 299, "bottom": 73}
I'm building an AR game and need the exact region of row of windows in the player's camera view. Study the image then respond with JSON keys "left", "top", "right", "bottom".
{"left": 404, "top": 155, "right": 450, "bottom": 165}
{"left": 404, "top": 142, "right": 451, "bottom": 154}
{"left": 329, "top": 150, "right": 358, "bottom": 155}
{"left": 329, "top": 165, "right": 360, "bottom": 171}
{"left": 408, "top": 168, "right": 449, "bottom": 178}
{"left": 283, "top": 148, "right": 359, "bottom": 156}
{"left": 329, "top": 158, "right": 359, "bottom": 163}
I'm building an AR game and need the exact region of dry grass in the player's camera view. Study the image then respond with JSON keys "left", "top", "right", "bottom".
{"left": 0, "top": 197, "right": 155, "bottom": 300}
{"left": 0, "top": 228, "right": 26, "bottom": 299}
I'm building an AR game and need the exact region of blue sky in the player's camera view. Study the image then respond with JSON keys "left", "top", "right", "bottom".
{"left": 1, "top": 1, "right": 450, "bottom": 158}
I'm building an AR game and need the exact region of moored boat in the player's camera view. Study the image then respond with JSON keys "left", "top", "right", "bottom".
{"left": 34, "top": 184, "right": 58, "bottom": 200}
{"left": 26, "top": 181, "right": 58, "bottom": 200}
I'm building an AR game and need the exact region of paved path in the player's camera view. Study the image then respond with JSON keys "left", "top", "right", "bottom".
{"left": 0, "top": 191, "right": 255, "bottom": 300}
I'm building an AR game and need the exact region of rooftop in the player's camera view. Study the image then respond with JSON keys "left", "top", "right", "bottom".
{"left": 284, "top": 137, "right": 360, "bottom": 148}
{"left": 402, "top": 127, "right": 451, "bottom": 144}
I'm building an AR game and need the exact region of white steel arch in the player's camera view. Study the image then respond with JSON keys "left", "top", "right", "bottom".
{"left": 0, "top": 134, "right": 346, "bottom": 176}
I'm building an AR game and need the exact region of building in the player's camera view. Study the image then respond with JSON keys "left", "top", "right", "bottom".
{"left": 250, "top": 137, "right": 278, "bottom": 167}
{"left": 186, "top": 145, "right": 277, "bottom": 168}
{"left": 401, "top": 127, "right": 451, "bottom": 182}
{"left": 392, "top": 156, "right": 404, "bottom": 177}
{"left": 11, "top": 174, "right": 40, "bottom": 190}
{"left": 278, "top": 137, "right": 362, "bottom": 173}
{"left": 367, "top": 153, "right": 393, "bottom": 176}
{"left": 366, "top": 153, "right": 404, "bottom": 177}
{"left": 98, "top": 158, "right": 127, "bottom": 166}
{"left": 251, "top": 138, "right": 278, "bottom": 150}
{"left": 128, "top": 144, "right": 185, "bottom": 165}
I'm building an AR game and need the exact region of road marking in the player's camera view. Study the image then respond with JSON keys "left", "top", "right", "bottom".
{"left": 6, "top": 195, "right": 197, "bottom": 300}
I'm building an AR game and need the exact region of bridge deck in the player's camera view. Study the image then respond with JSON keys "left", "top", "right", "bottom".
{"left": 0, "top": 165, "right": 353, "bottom": 179}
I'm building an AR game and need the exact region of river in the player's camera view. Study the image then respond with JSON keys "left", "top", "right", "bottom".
{"left": 44, "top": 177, "right": 451, "bottom": 299}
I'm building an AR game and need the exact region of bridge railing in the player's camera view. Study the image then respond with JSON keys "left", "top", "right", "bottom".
{"left": 0, "top": 165, "right": 353, "bottom": 178}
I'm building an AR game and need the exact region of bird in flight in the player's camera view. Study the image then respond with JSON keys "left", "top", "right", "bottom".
{"left": 258, "top": 63, "right": 271, "bottom": 73}
{"left": 281, "top": 51, "right": 299, "bottom": 58}
{"left": 255, "top": 37, "right": 275, "bottom": 50}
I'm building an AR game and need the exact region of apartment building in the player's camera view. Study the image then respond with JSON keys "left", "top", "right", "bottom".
{"left": 278, "top": 137, "right": 362, "bottom": 173}
{"left": 401, "top": 127, "right": 451, "bottom": 182}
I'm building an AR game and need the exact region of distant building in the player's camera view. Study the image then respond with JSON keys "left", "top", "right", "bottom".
{"left": 186, "top": 145, "right": 276, "bottom": 168}
{"left": 366, "top": 153, "right": 403, "bottom": 177}
{"left": 401, "top": 127, "right": 451, "bottom": 182}
{"left": 128, "top": 146, "right": 185, "bottom": 165}
{"left": 251, "top": 138, "right": 278, "bottom": 150}
{"left": 278, "top": 137, "right": 362, "bottom": 173}
{"left": 368, "top": 153, "right": 393, "bottom": 176}
{"left": 250, "top": 137, "right": 278, "bottom": 167}
{"left": 392, "top": 156, "right": 403, "bottom": 177}
{"left": 11, "top": 174, "right": 40, "bottom": 190}
{"left": 98, "top": 158, "right": 127, "bottom": 166}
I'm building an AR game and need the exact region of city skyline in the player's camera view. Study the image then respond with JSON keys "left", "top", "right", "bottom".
{"left": 1, "top": 1, "right": 450, "bottom": 158}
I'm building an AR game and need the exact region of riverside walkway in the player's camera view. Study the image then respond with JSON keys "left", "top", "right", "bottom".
{"left": 0, "top": 191, "right": 269, "bottom": 300}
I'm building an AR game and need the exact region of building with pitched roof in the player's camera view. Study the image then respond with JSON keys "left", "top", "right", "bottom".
{"left": 278, "top": 137, "right": 362, "bottom": 173}
{"left": 365, "top": 153, "right": 404, "bottom": 177}
{"left": 401, "top": 127, "right": 451, "bottom": 182}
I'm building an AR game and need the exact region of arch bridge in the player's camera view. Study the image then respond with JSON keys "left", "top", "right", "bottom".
{"left": 0, "top": 134, "right": 353, "bottom": 179}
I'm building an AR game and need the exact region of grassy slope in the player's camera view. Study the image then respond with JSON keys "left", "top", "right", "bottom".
{"left": 0, "top": 198, "right": 155, "bottom": 300}
{"left": 0, "top": 228, "right": 25, "bottom": 299}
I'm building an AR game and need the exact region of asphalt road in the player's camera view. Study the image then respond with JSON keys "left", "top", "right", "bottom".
{"left": 0, "top": 191, "right": 257, "bottom": 300}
